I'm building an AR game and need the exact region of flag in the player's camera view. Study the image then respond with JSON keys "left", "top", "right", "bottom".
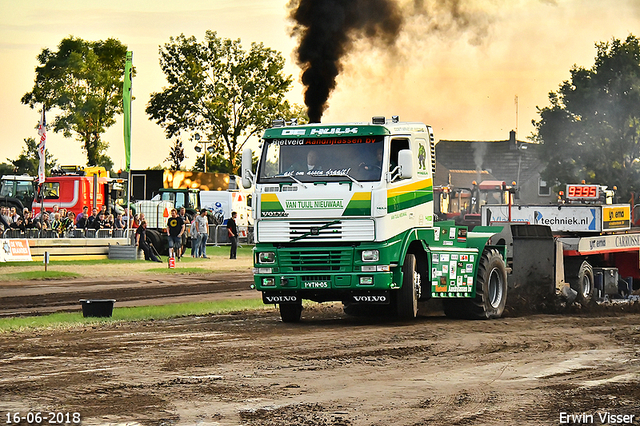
{"left": 37, "top": 109, "right": 46, "bottom": 184}
{"left": 123, "top": 51, "right": 133, "bottom": 172}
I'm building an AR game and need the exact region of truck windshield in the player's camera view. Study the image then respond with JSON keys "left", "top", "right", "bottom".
{"left": 479, "top": 190, "right": 504, "bottom": 206}
{"left": 258, "top": 136, "right": 384, "bottom": 183}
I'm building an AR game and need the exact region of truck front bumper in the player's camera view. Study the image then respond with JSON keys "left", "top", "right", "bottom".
{"left": 254, "top": 271, "right": 393, "bottom": 291}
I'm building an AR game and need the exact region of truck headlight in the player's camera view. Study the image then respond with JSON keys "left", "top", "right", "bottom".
{"left": 257, "top": 251, "right": 276, "bottom": 264}
{"left": 361, "top": 250, "right": 379, "bottom": 262}
{"left": 262, "top": 277, "right": 276, "bottom": 286}
{"left": 359, "top": 276, "right": 374, "bottom": 285}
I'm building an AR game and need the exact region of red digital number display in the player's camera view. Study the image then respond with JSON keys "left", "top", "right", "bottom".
{"left": 566, "top": 184, "right": 598, "bottom": 199}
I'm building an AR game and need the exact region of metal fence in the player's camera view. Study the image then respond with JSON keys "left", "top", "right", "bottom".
{"left": 2, "top": 225, "right": 254, "bottom": 246}
{"left": 2, "top": 228, "right": 131, "bottom": 239}
{"left": 205, "top": 225, "right": 253, "bottom": 246}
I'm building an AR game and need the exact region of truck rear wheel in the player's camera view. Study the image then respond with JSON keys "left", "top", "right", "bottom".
{"left": 445, "top": 249, "right": 507, "bottom": 320}
{"left": 396, "top": 253, "right": 420, "bottom": 319}
{"left": 279, "top": 303, "right": 302, "bottom": 323}
{"left": 569, "top": 261, "right": 594, "bottom": 305}
{"left": 471, "top": 249, "right": 507, "bottom": 319}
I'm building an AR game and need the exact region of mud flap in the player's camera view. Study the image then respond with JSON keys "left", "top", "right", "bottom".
{"left": 507, "top": 224, "right": 555, "bottom": 310}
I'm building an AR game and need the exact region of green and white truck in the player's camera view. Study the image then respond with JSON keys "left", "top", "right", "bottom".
{"left": 242, "top": 117, "right": 508, "bottom": 322}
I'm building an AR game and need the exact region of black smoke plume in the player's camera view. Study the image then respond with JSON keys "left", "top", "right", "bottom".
{"left": 288, "top": 0, "right": 403, "bottom": 123}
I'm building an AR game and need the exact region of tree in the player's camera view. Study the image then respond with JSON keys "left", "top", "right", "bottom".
{"left": 8, "top": 138, "right": 57, "bottom": 176}
{"left": 0, "top": 162, "right": 15, "bottom": 178}
{"left": 533, "top": 35, "right": 640, "bottom": 201}
{"left": 146, "top": 31, "right": 305, "bottom": 174}
{"left": 165, "top": 139, "right": 186, "bottom": 170}
{"left": 21, "top": 36, "right": 130, "bottom": 169}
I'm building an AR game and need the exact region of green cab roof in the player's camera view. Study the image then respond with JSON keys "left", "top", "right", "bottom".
{"left": 262, "top": 122, "right": 430, "bottom": 140}
{"left": 262, "top": 124, "right": 390, "bottom": 139}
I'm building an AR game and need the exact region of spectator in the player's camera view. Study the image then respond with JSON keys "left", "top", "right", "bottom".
{"left": 76, "top": 206, "right": 89, "bottom": 227}
{"left": 227, "top": 211, "right": 238, "bottom": 260}
{"left": 135, "top": 220, "right": 162, "bottom": 262}
{"left": 131, "top": 214, "right": 140, "bottom": 228}
{"left": 122, "top": 207, "right": 132, "bottom": 228}
{"left": 179, "top": 207, "right": 189, "bottom": 259}
{"left": 51, "top": 212, "right": 62, "bottom": 236}
{"left": 165, "top": 208, "right": 185, "bottom": 259}
{"left": 93, "top": 212, "right": 106, "bottom": 231}
{"left": 114, "top": 213, "right": 125, "bottom": 229}
{"left": 24, "top": 210, "right": 39, "bottom": 229}
{"left": 189, "top": 219, "right": 198, "bottom": 258}
{"left": 60, "top": 211, "right": 75, "bottom": 235}
{"left": 0, "top": 207, "right": 11, "bottom": 231}
{"left": 195, "top": 209, "right": 209, "bottom": 259}
{"left": 9, "top": 207, "right": 19, "bottom": 223}
{"left": 86, "top": 208, "right": 99, "bottom": 229}
{"left": 105, "top": 214, "right": 115, "bottom": 229}
{"left": 10, "top": 217, "right": 26, "bottom": 232}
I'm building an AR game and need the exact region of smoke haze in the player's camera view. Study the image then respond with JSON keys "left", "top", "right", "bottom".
{"left": 287, "top": 0, "right": 403, "bottom": 123}
{"left": 287, "top": 0, "right": 495, "bottom": 122}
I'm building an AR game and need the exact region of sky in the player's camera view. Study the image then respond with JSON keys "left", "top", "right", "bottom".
{"left": 0, "top": 0, "right": 639, "bottom": 172}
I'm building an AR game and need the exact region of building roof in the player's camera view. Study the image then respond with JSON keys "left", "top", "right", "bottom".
{"left": 435, "top": 132, "right": 543, "bottom": 187}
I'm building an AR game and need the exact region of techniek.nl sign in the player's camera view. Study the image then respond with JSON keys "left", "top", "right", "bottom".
{"left": 481, "top": 205, "right": 601, "bottom": 233}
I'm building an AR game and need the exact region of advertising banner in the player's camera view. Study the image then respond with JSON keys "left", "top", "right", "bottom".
{"left": 0, "top": 239, "right": 33, "bottom": 262}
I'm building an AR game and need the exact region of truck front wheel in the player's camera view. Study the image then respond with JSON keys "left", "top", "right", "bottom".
{"left": 396, "top": 253, "right": 420, "bottom": 319}
{"left": 279, "top": 303, "right": 302, "bottom": 323}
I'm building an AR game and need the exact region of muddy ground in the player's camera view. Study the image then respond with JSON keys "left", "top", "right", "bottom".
{"left": 1, "top": 265, "right": 640, "bottom": 425}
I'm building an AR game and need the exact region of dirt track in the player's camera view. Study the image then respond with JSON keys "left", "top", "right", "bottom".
{"left": 1, "top": 291, "right": 640, "bottom": 425}
{"left": 0, "top": 271, "right": 255, "bottom": 316}
{"left": 1, "top": 258, "right": 640, "bottom": 425}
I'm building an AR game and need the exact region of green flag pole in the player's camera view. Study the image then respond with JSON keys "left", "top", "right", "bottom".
{"left": 123, "top": 51, "right": 133, "bottom": 240}
{"left": 123, "top": 51, "right": 133, "bottom": 172}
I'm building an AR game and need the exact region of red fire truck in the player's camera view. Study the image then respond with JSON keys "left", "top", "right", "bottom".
{"left": 31, "top": 166, "right": 125, "bottom": 216}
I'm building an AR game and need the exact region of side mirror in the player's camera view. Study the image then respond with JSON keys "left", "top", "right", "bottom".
{"left": 397, "top": 149, "right": 413, "bottom": 179}
{"left": 241, "top": 148, "right": 254, "bottom": 189}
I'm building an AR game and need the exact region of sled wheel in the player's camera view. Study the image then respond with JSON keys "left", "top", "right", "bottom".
{"left": 569, "top": 261, "right": 594, "bottom": 305}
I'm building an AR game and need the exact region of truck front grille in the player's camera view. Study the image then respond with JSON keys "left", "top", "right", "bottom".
{"left": 258, "top": 219, "right": 374, "bottom": 242}
{"left": 280, "top": 249, "right": 352, "bottom": 272}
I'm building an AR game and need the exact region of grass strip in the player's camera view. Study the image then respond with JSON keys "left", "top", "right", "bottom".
{"left": 0, "top": 246, "right": 252, "bottom": 267}
{"left": 143, "top": 267, "right": 213, "bottom": 274}
{"left": 3, "top": 271, "right": 82, "bottom": 280}
{"left": 0, "top": 298, "right": 269, "bottom": 333}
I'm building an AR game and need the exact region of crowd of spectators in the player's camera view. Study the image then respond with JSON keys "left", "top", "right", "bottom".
{"left": 0, "top": 204, "right": 139, "bottom": 238}
{"left": 1, "top": 204, "right": 226, "bottom": 258}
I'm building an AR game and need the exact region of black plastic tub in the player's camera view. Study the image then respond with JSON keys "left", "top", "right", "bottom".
{"left": 79, "top": 299, "right": 116, "bottom": 318}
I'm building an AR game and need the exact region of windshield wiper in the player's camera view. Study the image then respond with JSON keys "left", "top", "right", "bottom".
{"left": 276, "top": 174, "right": 308, "bottom": 188}
{"left": 334, "top": 172, "right": 363, "bottom": 188}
